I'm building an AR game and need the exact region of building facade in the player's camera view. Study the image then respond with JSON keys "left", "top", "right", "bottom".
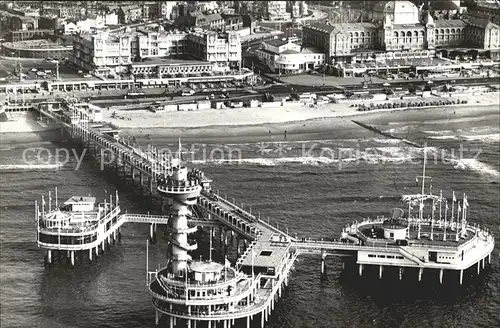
{"left": 117, "top": 5, "right": 143, "bottom": 24}
{"left": 256, "top": 39, "right": 325, "bottom": 73}
{"left": 264, "top": 1, "right": 290, "bottom": 21}
{"left": 466, "top": 1, "right": 500, "bottom": 25}
{"left": 302, "top": 0, "right": 500, "bottom": 63}
{"left": 71, "top": 27, "right": 242, "bottom": 74}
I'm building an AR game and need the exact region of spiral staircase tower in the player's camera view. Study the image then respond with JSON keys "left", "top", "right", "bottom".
{"left": 159, "top": 141, "right": 202, "bottom": 276}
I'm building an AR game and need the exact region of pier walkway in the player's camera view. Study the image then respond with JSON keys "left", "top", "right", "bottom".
{"left": 37, "top": 210, "right": 218, "bottom": 253}
{"left": 37, "top": 104, "right": 172, "bottom": 192}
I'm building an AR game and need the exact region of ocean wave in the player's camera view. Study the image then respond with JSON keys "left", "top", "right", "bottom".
{"left": 452, "top": 159, "right": 500, "bottom": 179}
{"left": 370, "top": 138, "right": 403, "bottom": 145}
{"left": 422, "top": 130, "right": 456, "bottom": 135}
{"left": 462, "top": 134, "right": 500, "bottom": 143}
{"left": 428, "top": 135, "right": 460, "bottom": 140}
{"left": 0, "top": 163, "right": 63, "bottom": 171}
{"left": 188, "top": 147, "right": 430, "bottom": 167}
{"left": 428, "top": 134, "right": 500, "bottom": 143}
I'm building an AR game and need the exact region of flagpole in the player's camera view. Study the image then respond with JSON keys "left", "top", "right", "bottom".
{"left": 430, "top": 197, "right": 434, "bottom": 240}
{"left": 461, "top": 193, "right": 466, "bottom": 237}
{"left": 42, "top": 196, "right": 45, "bottom": 216}
{"left": 209, "top": 227, "right": 212, "bottom": 262}
{"left": 146, "top": 239, "right": 149, "bottom": 286}
{"left": 439, "top": 190, "right": 442, "bottom": 227}
{"left": 418, "top": 148, "right": 427, "bottom": 240}
{"left": 55, "top": 187, "right": 58, "bottom": 208}
{"left": 48, "top": 191, "right": 52, "bottom": 212}
{"left": 456, "top": 201, "right": 461, "bottom": 242}
{"left": 443, "top": 199, "right": 448, "bottom": 241}
{"left": 451, "top": 191, "right": 455, "bottom": 230}
{"left": 35, "top": 200, "right": 38, "bottom": 242}
{"left": 462, "top": 195, "right": 469, "bottom": 234}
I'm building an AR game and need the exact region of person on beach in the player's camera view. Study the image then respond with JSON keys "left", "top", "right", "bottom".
{"left": 284, "top": 130, "right": 287, "bottom": 139}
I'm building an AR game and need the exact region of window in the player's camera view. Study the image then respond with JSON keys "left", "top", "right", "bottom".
{"left": 390, "top": 232, "right": 394, "bottom": 237}
{"left": 260, "top": 251, "right": 273, "bottom": 256}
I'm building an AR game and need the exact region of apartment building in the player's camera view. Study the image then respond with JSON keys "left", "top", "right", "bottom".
{"left": 263, "top": 1, "right": 290, "bottom": 21}
{"left": 117, "top": 5, "right": 143, "bottom": 24}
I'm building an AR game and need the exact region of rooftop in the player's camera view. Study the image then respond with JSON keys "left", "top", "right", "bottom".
{"left": 241, "top": 240, "right": 290, "bottom": 269}
{"left": 304, "top": 22, "right": 336, "bottom": 34}
{"left": 190, "top": 260, "right": 223, "bottom": 273}
{"left": 64, "top": 196, "right": 97, "bottom": 204}
{"left": 265, "top": 39, "right": 290, "bottom": 47}
{"left": 434, "top": 19, "right": 467, "bottom": 28}
{"left": 463, "top": 16, "right": 499, "bottom": 29}
{"left": 131, "top": 58, "right": 211, "bottom": 67}
{"left": 2, "top": 40, "right": 71, "bottom": 50}
{"left": 300, "top": 47, "right": 323, "bottom": 54}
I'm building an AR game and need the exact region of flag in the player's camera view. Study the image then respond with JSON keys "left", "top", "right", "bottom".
{"left": 464, "top": 196, "right": 469, "bottom": 208}
{"left": 445, "top": 201, "right": 449, "bottom": 211}
{"left": 457, "top": 203, "right": 461, "bottom": 213}
{"left": 42, "top": 196, "right": 46, "bottom": 206}
{"left": 452, "top": 191, "right": 456, "bottom": 202}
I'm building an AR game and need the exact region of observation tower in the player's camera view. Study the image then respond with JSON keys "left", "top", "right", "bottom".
{"left": 149, "top": 140, "right": 264, "bottom": 328}
{"left": 158, "top": 140, "right": 202, "bottom": 276}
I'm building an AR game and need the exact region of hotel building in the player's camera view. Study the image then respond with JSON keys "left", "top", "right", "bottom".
{"left": 302, "top": 0, "right": 500, "bottom": 64}
{"left": 71, "top": 26, "right": 242, "bottom": 75}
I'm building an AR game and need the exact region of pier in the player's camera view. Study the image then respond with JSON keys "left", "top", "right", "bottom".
{"left": 34, "top": 101, "right": 496, "bottom": 327}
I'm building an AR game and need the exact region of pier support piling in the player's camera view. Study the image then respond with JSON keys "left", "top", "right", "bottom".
{"left": 477, "top": 261, "right": 480, "bottom": 275}
{"left": 439, "top": 269, "right": 443, "bottom": 284}
{"left": 418, "top": 268, "right": 423, "bottom": 282}
{"left": 150, "top": 223, "right": 155, "bottom": 244}
{"left": 321, "top": 249, "right": 326, "bottom": 276}
{"left": 47, "top": 250, "right": 52, "bottom": 264}
{"left": 358, "top": 264, "right": 363, "bottom": 276}
{"left": 379, "top": 265, "right": 383, "bottom": 279}
{"left": 89, "top": 248, "right": 92, "bottom": 263}
{"left": 459, "top": 269, "right": 463, "bottom": 285}
{"left": 399, "top": 267, "right": 403, "bottom": 280}
{"left": 70, "top": 251, "right": 75, "bottom": 267}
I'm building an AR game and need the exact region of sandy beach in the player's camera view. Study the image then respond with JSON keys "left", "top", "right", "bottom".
{"left": 102, "top": 92, "right": 499, "bottom": 142}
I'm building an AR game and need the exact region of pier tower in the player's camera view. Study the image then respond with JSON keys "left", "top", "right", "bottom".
{"left": 158, "top": 140, "right": 202, "bottom": 276}
{"left": 149, "top": 140, "right": 267, "bottom": 328}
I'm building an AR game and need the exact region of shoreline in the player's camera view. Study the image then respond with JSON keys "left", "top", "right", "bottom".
{"left": 1, "top": 93, "right": 498, "bottom": 145}
{"left": 117, "top": 101, "right": 499, "bottom": 143}
{"left": 105, "top": 91, "right": 499, "bottom": 130}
